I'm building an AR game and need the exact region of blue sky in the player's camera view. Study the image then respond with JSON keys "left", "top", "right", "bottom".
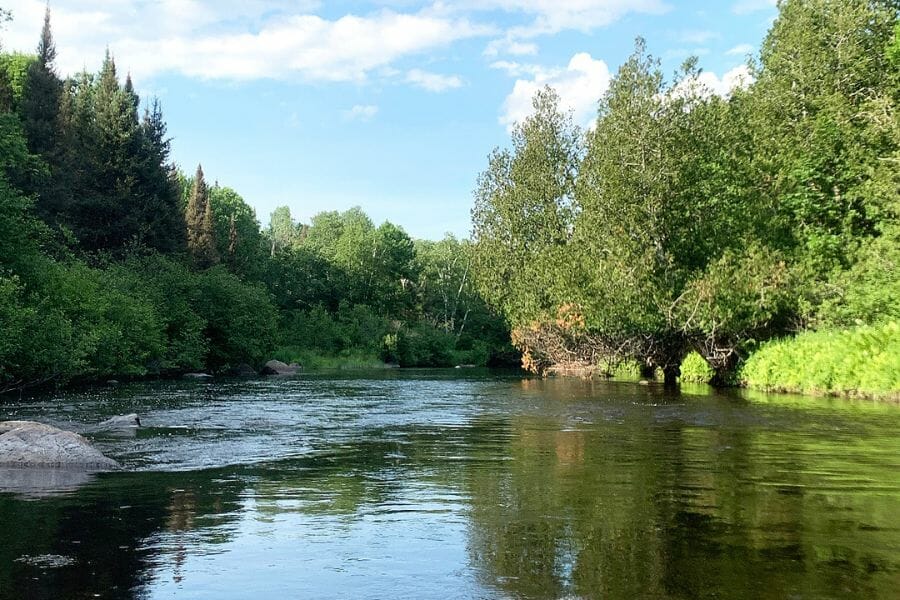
{"left": 3, "top": 0, "right": 778, "bottom": 240}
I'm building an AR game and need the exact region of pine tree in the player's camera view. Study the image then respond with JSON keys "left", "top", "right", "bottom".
{"left": 21, "top": 6, "right": 65, "bottom": 223}
{"left": 22, "top": 6, "right": 61, "bottom": 156}
{"left": 186, "top": 165, "right": 219, "bottom": 268}
{"left": 136, "top": 97, "right": 186, "bottom": 253}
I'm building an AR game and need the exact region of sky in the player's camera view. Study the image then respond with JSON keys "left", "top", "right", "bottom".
{"left": 1, "top": 0, "right": 779, "bottom": 240}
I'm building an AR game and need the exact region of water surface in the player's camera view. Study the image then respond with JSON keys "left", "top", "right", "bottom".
{"left": 1, "top": 371, "right": 898, "bottom": 599}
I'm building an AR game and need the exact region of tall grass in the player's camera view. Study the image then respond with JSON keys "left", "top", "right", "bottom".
{"left": 740, "top": 322, "right": 900, "bottom": 400}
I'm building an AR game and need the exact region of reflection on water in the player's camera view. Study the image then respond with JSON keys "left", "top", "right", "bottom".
{"left": 1, "top": 371, "right": 899, "bottom": 599}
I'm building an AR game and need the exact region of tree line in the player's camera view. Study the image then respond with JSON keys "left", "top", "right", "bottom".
{"left": 0, "top": 8, "right": 514, "bottom": 392}
{"left": 471, "top": 0, "right": 899, "bottom": 387}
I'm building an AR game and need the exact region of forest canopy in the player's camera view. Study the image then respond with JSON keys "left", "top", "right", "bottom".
{"left": 471, "top": 0, "right": 900, "bottom": 386}
{"left": 0, "top": 7, "right": 514, "bottom": 391}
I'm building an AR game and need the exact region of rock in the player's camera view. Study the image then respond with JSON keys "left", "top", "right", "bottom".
{"left": 229, "top": 363, "right": 258, "bottom": 378}
{"left": 260, "top": 360, "right": 301, "bottom": 376}
{"left": 97, "top": 414, "right": 141, "bottom": 429}
{"left": 0, "top": 421, "right": 119, "bottom": 469}
{"left": 184, "top": 372, "right": 213, "bottom": 380}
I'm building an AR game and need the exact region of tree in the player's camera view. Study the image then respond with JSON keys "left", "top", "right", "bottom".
{"left": 185, "top": 164, "right": 219, "bottom": 268}
{"left": 747, "top": 0, "right": 900, "bottom": 289}
{"left": 470, "top": 86, "right": 582, "bottom": 328}
{"left": 267, "top": 205, "right": 302, "bottom": 255}
{"left": 135, "top": 98, "right": 187, "bottom": 254}
{"left": 21, "top": 6, "right": 61, "bottom": 158}
{"left": 209, "top": 185, "right": 264, "bottom": 279}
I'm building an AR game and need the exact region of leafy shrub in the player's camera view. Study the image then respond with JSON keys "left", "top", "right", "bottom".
{"left": 679, "top": 352, "right": 714, "bottom": 383}
{"left": 740, "top": 323, "right": 900, "bottom": 399}
{"left": 391, "top": 323, "right": 455, "bottom": 367}
{"left": 194, "top": 266, "right": 278, "bottom": 370}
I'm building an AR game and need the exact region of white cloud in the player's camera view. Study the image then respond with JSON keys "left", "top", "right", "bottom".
{"left": 466, "top": 0, "right": 670, "bottom": 35}
{"left": 457, "top": 0, "right": 670, "bottom": 56}
{"left": 483, "top": 38, "right": 539, "bottom": 57}
{"left": 732, "top": 0, "right": 776, "bottom": 15}
{"left": 499, "top": 52, "right": 610, "bottom": 131}
{"left": 489, "top": 60, "right": 546, "bottom": 77}
{"left": 671, "top": 64, "right": 753, "bottom": 100}
{"left": 343, "top": 104, "right": 379, "bottom": 121}
{"left": 1, "top": 1, "right": 488, "bottom": 83}
{"left": 406, "top": 69, "right": 464, "bottom": 92}
{"left": 726, "top": 43, "right": 754, "bottom": 56}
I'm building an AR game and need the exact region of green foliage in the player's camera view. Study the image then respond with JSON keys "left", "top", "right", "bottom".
{"left": 0, "top": 52, "right": 33, "bottom": 104}
{"left": 270, "top": 348, "right": 385, "bottom": 371}
{"left": 740, "top": 323, "right": 900, "bottom": 399}
{"left": 679, "top": 352, "right": 714, "bottom": 384}
{"left": 815, "top": 228, "right": 900, "bottom": 327}
{"left": 279, "top": 303, "right": 390, "bottom": 357}
{"left": 186, "top": 165, "right": 219, "bottom": 268}
{"left": 0, "top": 12, "right": 515, "bottom": 390}
{"left": 471, "top": 86, "right": 582, "bottom": 327}
{"left": 209, "top": 185, "right": 265, "bottom": 279}
{"left": 390, "top": 323, "right": 456, "bottom": 368}
{"left": 471, "top": 2, "right": 900, "bottom": 389}
{"left": 193, "top": 266, "right": 277, "bottom": 370}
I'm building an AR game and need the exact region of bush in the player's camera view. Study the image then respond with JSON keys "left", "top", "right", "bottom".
{"left": 194, "top": 266, "right": 278, "bottom": 370}
{"left": 278, "top": 302, "right": 390, "bottom": 357}
{"left": 390, "top": 323, "right": 456, "bottom": 367}
{"left": 740, "top": 322, "right": 900, "bottom": 399}
{"left": 107, "top": 255, "right": 207, "bottom": 373}
{"left": 680, "top": 352, "right": 714, "bottom": 383}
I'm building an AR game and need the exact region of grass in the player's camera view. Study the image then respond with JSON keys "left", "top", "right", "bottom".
{"left": 739, "top": 321, "right": 900, "bottom": 400}
{"left": 271, "top": 347, "right": 389, "bottom": 371}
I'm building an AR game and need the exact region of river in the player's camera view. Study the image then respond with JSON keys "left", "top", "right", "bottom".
{"left": 1, "top": 370, "right": 898, "bottom": 599}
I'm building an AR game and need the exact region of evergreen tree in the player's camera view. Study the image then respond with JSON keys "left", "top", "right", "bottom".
{"left": 22, "top": 5, "right": 61, "bottom": 155}
{"left": 137, "top": 98, "right": 186, "bottom": 254}
{"left": 186, "top": 165, "right": 219, "bottom": 268}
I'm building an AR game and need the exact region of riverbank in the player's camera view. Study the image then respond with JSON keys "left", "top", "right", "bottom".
{"left": 544, "top": 323, "right": 900, "bottom": 402}
{"left": 739, "top": 322, "right": 900, "bottom": 401}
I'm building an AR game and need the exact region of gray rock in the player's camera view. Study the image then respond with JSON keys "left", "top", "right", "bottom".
{"left": 260, "top": 360, "right": 301, "bottom": 376}
{"left": 97, "top": 414, "right": 141, "bottom": 429}
{"left": 184, "top": 372, "right": 213, "bottom": 380}
{"left": 0, "top": 421, "right": 119, "bottom": 469}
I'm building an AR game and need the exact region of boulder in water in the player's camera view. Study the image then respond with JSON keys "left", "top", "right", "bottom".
{"left": 97, "top": 414, "right": 141, "bottom": 429}
{"left": 184, "top": 372, "right": 213, "bottom": 380}
{"left": 0, "top": 421, "right": 119, "bottom": 469}
{"left": 260, "top": 360, "right": 301, "bottom": 376}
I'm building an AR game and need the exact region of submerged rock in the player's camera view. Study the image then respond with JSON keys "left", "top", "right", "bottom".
{"left": 0, "top": 421, "right": 119, "bottom": 470}
{"left": 184, "top": 372, "right": 213, "bottom": 380}
{"left": 260, "top": 360, "right": 301, "bottom": 376}
{"left": 97, "top": 414, "right": 141, "bottom": 429}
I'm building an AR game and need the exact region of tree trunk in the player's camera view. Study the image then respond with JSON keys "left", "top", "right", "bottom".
{"left": 662, "top": 364, "right": 680, "bottom": 388}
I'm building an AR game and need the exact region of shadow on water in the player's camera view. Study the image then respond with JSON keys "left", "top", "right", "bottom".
{"left": 0, "top": 372, "right": 898, "bottom": 599}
